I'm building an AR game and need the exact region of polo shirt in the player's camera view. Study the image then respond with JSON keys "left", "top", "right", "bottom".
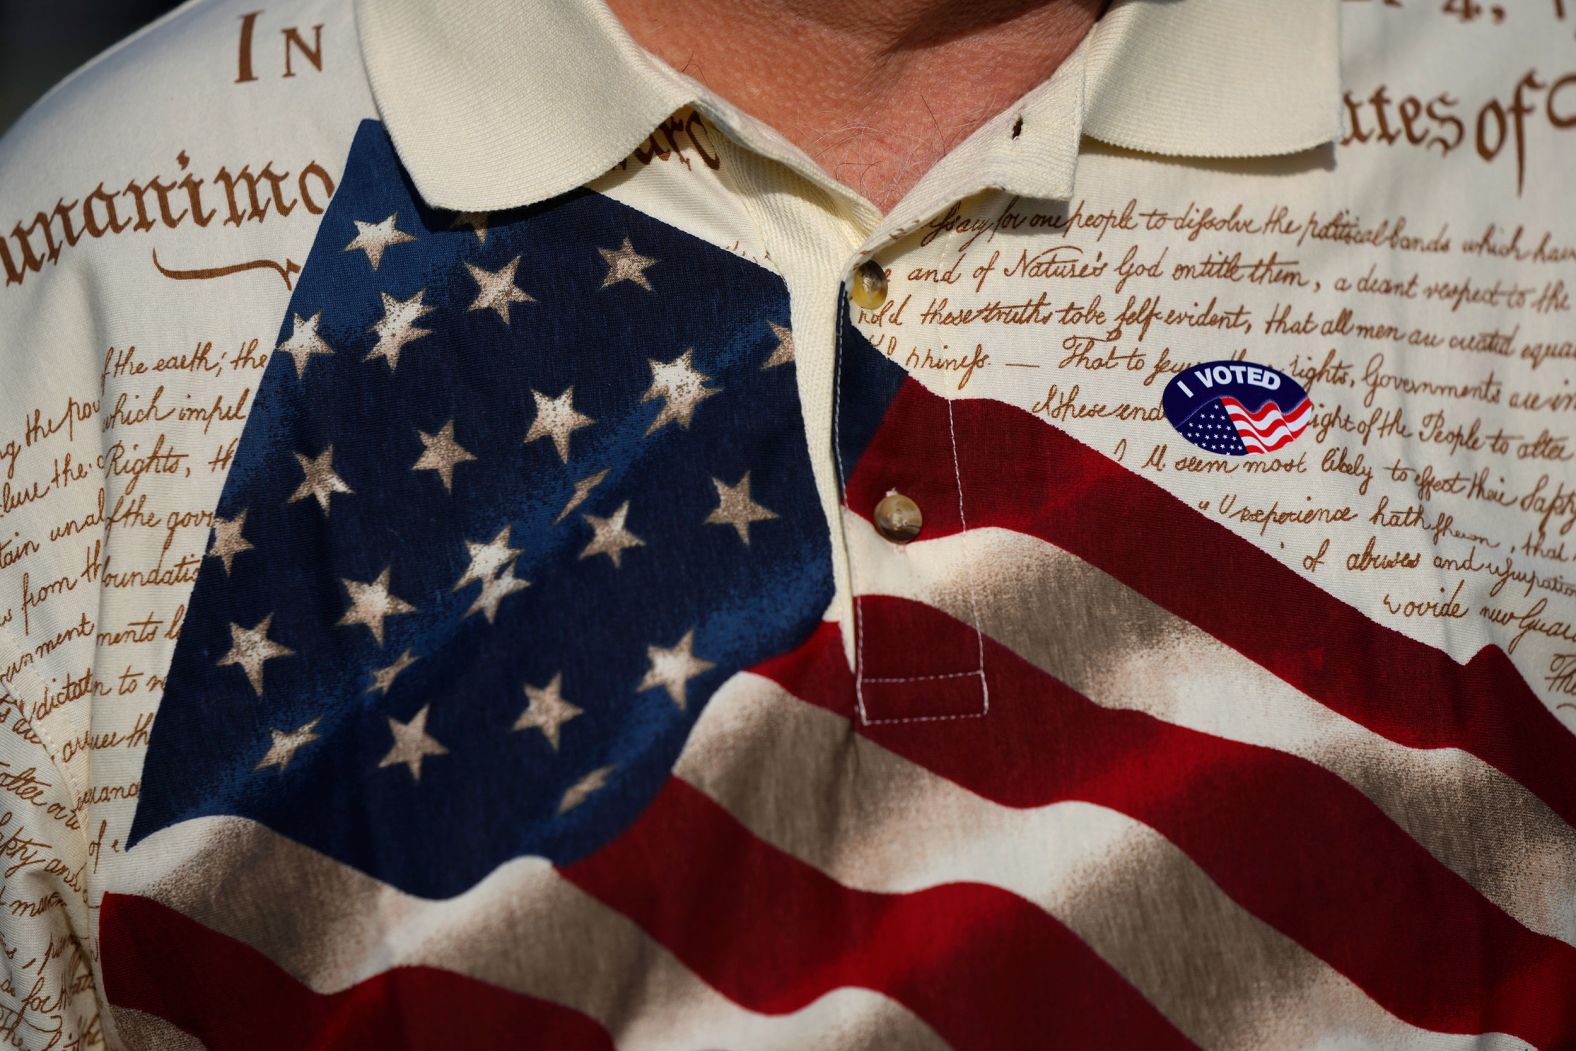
{"left": 1, "top": 0, "right": 1574, "bottom": 1047}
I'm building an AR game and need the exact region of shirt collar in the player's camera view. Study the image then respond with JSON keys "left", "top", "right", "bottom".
{"left": 1082, "top": 0, "right": 1341, "bottom": 159}
{"left": 354, "top": 0, "right": 1340, "bottom": 215}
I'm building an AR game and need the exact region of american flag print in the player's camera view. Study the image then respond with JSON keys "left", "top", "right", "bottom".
{"left": 1219, "top": 394, "right": 1312, "bottom": 454}
{"left": 99, "top": 121, "right": 1576, "bottom": 1050}
{"left": 124, "top": 117, "right": 835, "bottom": 892}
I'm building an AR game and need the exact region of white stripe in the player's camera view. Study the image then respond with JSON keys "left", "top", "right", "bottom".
{"left": 1239, "top": 432, "right": 1301, "bottom": 453}
{"left": 1227, "top": 412, "right": 1306, "bottom": 446}
{"left": 1226, "top": 403, "right": 1310, "bottom": 445}
{"left": 1235, "top": 421, "right": 1305, "bottom": 445}
{"left": 108, "top": 1006, "right": 208, "bottom": 1051}
{"left": 842, "top": 513, "right": 1576, "bottom": 946}
{"left": 116, "top": 817, "right": 948, "bottom": 1051}
{"left": 676, "top": 671, "right": 1533, "bottom": 1051}
{"left": 1226, "top": 398, "right": 1311, "bottom": 434}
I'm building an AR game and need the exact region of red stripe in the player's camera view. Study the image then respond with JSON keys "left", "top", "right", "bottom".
{"left": 1223, "top": 395, "right": 1310, "bottom": 429}
{"left": 1222, "top": 399, "right": 1309, "bottom": 438}
{"left": 1222, "top": 397, "right": 1309, "bottom": 451}
{"left": 1237, "top": 428, "right": 1301, "bottom": 454}
{"left": 753, "top": 608, "right": 1576, "bottom": 1048}
{"left": 561, "top": 778, "right": 1196, "bottom": 1051}
{"left": 841, "top": 375, "right": 1576, "bottom": 827}
{"left": 1233, "top": 405, "right": 1308, "bottom": 435}
{"left": 100, "top": 892, "right": 615, "bottom": 1051}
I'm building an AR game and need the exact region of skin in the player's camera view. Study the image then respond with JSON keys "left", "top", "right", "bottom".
{"left": 603, "top": 0, "right": 1106, "bottom": 214}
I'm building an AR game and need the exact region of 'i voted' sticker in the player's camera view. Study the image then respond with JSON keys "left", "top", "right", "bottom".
{"left": 1161, "top": 360, "right": 1312, "bottom": 456}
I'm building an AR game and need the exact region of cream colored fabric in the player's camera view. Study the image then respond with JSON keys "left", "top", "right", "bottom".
{"left": 357, "top": 0, "right": 1341, "bottom": 210}
{"left": 1082, "top": 0, "right": 1341, "bottom": 157}
{"left": 3, "top": 0, "right": 1575, "bottom": 1047}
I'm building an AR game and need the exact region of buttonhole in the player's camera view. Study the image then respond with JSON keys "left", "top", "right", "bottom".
{"left": 1011, "top": 116, "right": 1023, "bottom": 139}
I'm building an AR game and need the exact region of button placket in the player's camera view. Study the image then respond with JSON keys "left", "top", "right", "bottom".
{"left": 834, "top": 277, "right": 988, "bottom": 726}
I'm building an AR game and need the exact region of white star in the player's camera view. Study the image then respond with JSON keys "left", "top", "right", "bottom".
{"left": 638, "top": 629, "right": 715, "bottom": 710}
{"left": 450, "top": 210, "right": 490, "bottom": 244}
{"left": 513, "top": 673, "right": 582, "bottom": 750}
{"left": 256, "top": 716, "right": 322, "bottom": 772}
{"left": 465, "top": 564, "right": 530, "bottom": 623}
{"left": 524, "top": 386, "right": 595, "bottom": 464}
{"left": 412, "top": 419, "right": 477, "bottom": 492}
{"left": 558, "top": 764, "right": 615, "bottom": 814}
{"left": 642, "top": 349, "right": 720, "bottom": 435}
{"left": 554, "top": 469, "right": 609, "bottom": 525}
{"left": 337, "top": 566, "right": 417, "bottom": 646}
{"left": 217, "top": 613, "right": 294, "bottom": 696}
{"left": 598, "top": 236, "right": 658, "bottom": 291}
{"left": 366, "top": 290, "right": 434, "bottom": 370}
{"left": 465, "top": 257, "right": 534, "bottom": 324}
{"left": 277, "top": 311, "right": 335, "bottom": 379}
{"left": 208, "top": 509, "right": 254, "bottom": 574}
{"left": 580, "top": 501, "right": 644, "bottom": 568}
{"left": 344, "top": 213, "right": 416, "bottom": 269}
{"left": 453, "top": 525, "right": 521, "bottom": 593}
{"left": 367, "top": 648, "right": 419, "bottom": 697}
{"left": 704, "top": 472, "right": 778, "bottom": 544}
{"left": 287, "top": 446, "right": 354, "bottom": 514}
{"left": 378, "top": 704, "right": 448, "bottom": 781}
{"left": 762, "top": 321, "right": 794, "bottom": 369}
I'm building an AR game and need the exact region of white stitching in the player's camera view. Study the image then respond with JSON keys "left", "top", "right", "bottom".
{"left": 832, "top": 285, "right": 870, "bottom": 726}
{"left": 946, "top": 396, "right": 991, "bottom": 718}
{"left": 862, "top": 670, "right": 979, "bottom": 683}
{"left": 836, "top": 281, "right": 989, "bottom": 726}
{"left": 863, "top": 708, "right": 989, "bottom": 726}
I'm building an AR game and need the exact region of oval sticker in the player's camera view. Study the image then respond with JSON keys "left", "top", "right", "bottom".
{"left": 1162, "top": 360, "right": 1312, "bottom": 457}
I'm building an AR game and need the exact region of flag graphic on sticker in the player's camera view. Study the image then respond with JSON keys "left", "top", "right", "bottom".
{"left": 1161, "top": 360, "right": 1312, "bottom": 457}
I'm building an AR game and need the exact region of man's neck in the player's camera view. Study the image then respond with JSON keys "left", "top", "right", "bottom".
{"left": 603, "top": 0, "right": 1104, "bottom": 214}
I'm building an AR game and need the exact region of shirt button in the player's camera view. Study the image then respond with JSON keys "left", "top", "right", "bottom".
{"left": 873, "top": 490, "right": 922, "bottom": 543}
{"left": 849, "top": 259, "right": 889, "bottom": 309}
